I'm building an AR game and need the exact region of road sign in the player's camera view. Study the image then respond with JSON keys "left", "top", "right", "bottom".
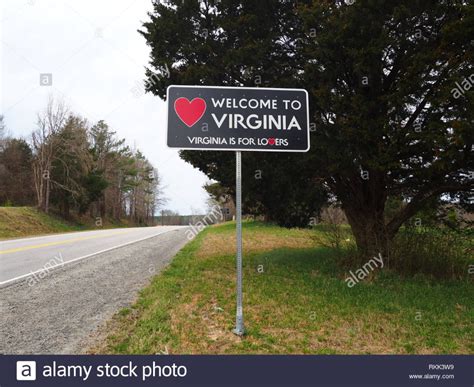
{"left": 166, "top": 84, "right": 311, "bottom": 336}
{"left": 166, "top": 85, "right": 310, "bottom": 152}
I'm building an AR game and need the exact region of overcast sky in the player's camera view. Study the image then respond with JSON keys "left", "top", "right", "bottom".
{"left": 1, "top": 0, "right": 210, "bottom": 214}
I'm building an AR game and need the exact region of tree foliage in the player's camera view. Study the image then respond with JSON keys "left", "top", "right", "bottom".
{"left": 141, "top": 0, "right": 473, "bottom": 256}
{"left": 0, "top": 138, "right": 34, "bottom": 206}
{"left": 141, "top": 0, "right": 327, "bottom": 227}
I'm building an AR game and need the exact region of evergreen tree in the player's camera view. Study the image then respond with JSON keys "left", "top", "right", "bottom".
{"left": 140, "top": 0, "right": 473, "bottom": 257}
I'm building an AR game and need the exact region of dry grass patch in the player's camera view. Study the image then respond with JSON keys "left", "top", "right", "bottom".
{"left": 197, "top": 225, "right": 315, "bottom": 258}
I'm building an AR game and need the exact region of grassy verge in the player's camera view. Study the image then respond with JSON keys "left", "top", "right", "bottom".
{"left": 0, "top": 207, "right": 129, "bottom": 240}
{"left": 92, "top": 221, "right": 473, "bottom": 354}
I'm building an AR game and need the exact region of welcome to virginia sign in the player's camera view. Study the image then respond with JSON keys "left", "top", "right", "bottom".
{"left": 166, "top": 85, "right": 310, "bottom": 152}
{"left": 165, "top": 84, "right": 310, "bottom": 336}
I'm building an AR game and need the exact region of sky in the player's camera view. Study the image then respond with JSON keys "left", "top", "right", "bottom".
{"left": 1, "top": 0, "right": 210, "bottom": 215}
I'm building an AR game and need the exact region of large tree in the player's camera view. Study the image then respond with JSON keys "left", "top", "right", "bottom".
{"left": 300, "top": 1, "right": 473, "bottom": 256}
{"left": 50, "top": 114, "right": 93, "bottom": 218}
{"left": 140, "top": 0, "right": 473, "bottom": 257}
{"left": 141, "top": 0, "right": 327, "bottom": 227}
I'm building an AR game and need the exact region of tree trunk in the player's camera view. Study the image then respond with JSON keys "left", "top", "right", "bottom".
{"left": 344, "top": 204, "right": 390, "bottom": 261}
{"left": 99, "top": 195, "right": 106, "bottom": 218}
{"left": 44, "top": 176, "right": 50, "bottom": 213}
{"left": 33, "top": 162, "right": 43, "bottom": 209}
{"left": 65, "top": 200, "right": 70, "bottom": 219}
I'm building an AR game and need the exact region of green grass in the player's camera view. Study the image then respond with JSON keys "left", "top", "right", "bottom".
{"left": 0, "top": 206, "right": 131, "bottom": 239}
{"left": 0, "top": 207, "right": 84, "bottom": 239}
{"left": 92, "top": 221, "right": 473, "bottom": 355}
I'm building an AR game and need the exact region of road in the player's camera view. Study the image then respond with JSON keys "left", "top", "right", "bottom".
{"left": 0, "top": 226, "right": 184, "bottom": 285}
{"left": 0, "top": 226, "right": 191, "bottom": 354}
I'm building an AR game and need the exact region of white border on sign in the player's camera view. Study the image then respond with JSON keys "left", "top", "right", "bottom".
{"left": 165, "top": 85, "right": 311, "bottom": 153}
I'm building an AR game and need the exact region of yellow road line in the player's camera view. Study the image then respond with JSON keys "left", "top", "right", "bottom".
{"left": 0, "top": 230, "right": 132, "bottom": 255}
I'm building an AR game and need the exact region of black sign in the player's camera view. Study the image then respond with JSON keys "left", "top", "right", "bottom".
{"left": 166, "top": 85, "right": 310, "bottom": 152}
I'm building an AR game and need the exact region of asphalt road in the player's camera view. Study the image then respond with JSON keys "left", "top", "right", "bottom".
{"left": 0, "top": 226, "right": 183, "bottom": 285}
{"left": 0, "top": 226, "right": 191, "bottom": 354}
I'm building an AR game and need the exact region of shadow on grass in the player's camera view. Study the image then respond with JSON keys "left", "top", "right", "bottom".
{"left": 241, "top": 247, "right": 473, "bottom": 353}
{"left": 246, "top": 246, "right": 473, "bottom": 309}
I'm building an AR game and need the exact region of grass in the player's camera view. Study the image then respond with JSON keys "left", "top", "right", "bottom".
{"left": 0, "top": 207, "right": 83, "bottom": 239}
{"left": 388, "top": 227, "right": 473, "bottom": 279}
{"left": 0, "top": 206, "right": 130, "bottom": 240}
{"left": 92, "top": 221, "right": 473, "bottom": 355}
{"left": 313, "top": 223, "right": 473, "bottom": 280}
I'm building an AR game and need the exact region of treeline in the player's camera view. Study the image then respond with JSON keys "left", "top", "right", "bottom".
{"left": 0, "top": 98, "right": 162, "bottom": 225}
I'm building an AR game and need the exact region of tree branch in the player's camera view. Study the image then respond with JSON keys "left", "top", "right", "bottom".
{"left": 386, "top": 183, "right": 473, "bottom": 237}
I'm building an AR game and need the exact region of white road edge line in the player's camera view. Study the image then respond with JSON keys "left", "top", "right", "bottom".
{"left": 0, "top": 228, "right": 184, "bottom": 287}
{"left": 0, "top": 227, "right": 152, "bottom": 245}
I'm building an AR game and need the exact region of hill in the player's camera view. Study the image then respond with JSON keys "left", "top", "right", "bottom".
{"left": 0, "top": 207, "right": 128, "bottom": 240}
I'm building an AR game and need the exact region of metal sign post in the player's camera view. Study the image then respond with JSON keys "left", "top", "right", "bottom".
{"left": 166, "top": 85, "right": 310, "bottom": 336}
{"left": 233, "top": 151, "right": 244, "bottom": 336}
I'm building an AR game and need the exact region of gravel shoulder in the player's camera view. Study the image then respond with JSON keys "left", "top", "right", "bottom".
{"left": 0, "top": 228, "right": 191, "bottom": 354}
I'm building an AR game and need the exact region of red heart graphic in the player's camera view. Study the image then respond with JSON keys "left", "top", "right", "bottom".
{"left": 174, "top": 97, "right": 206, "bottom": 127}
{"left": 268, "top": 138, "right": 276, "bottom": 145}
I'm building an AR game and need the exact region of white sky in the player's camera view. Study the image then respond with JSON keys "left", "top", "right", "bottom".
{"left": 1, "top": 0, "right": 209, "bottom": 214}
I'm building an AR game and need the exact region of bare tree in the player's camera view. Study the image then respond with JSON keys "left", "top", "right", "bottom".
{"left": 31, "top": 96, "right": 68, "bottom": 213}
{"left": 0, "top": 115, "right": 8, "bottom": 151}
